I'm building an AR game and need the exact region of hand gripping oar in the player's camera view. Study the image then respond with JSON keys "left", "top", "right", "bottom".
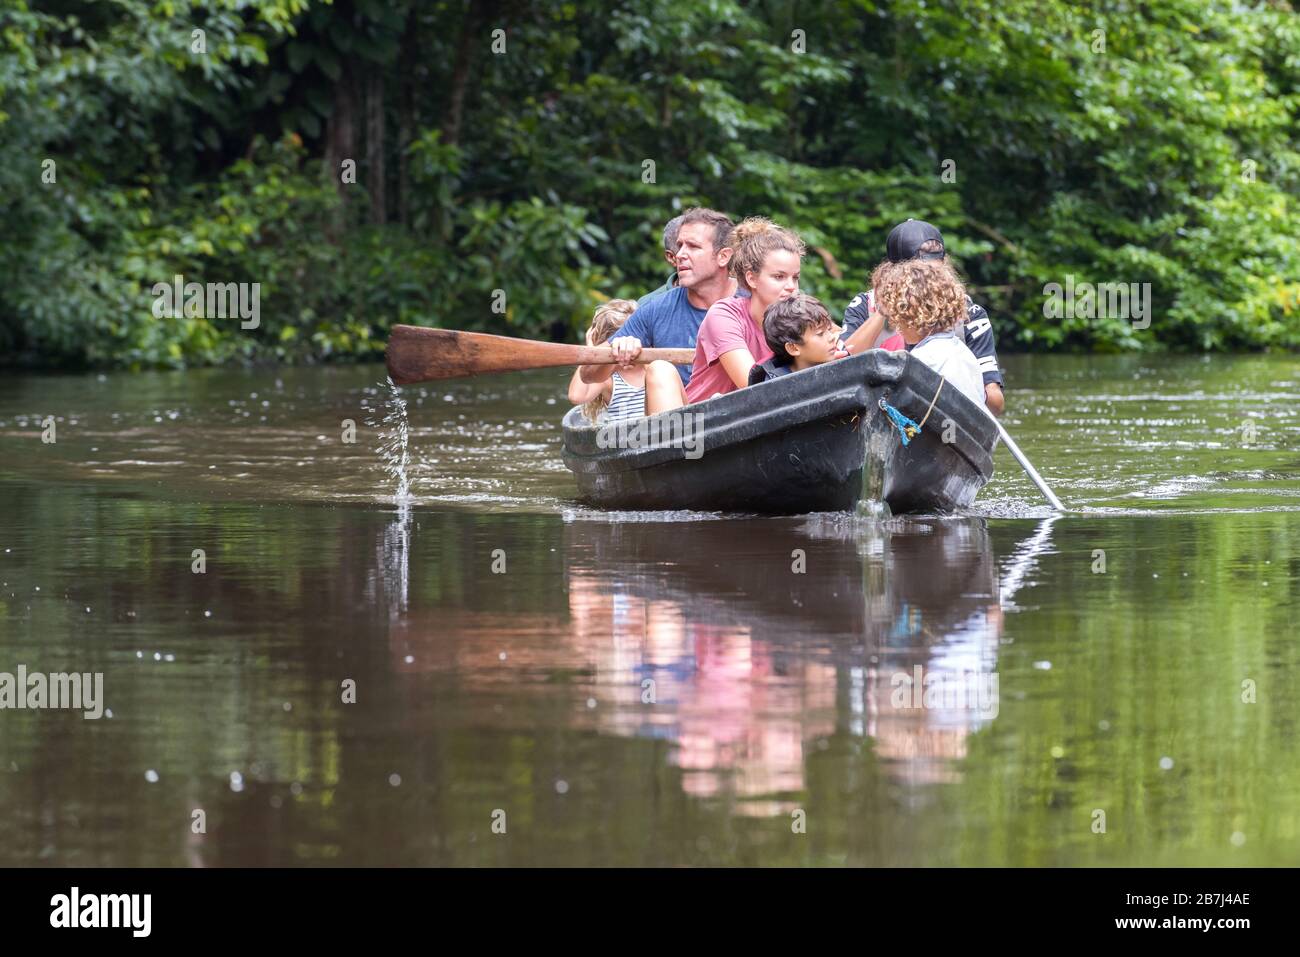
{"left": 385, "top": 325, "right": 695, "bottom": 385}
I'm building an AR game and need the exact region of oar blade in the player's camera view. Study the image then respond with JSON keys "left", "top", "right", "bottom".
{"left": 386, "top": 326, "right": 582, "bottom": 385}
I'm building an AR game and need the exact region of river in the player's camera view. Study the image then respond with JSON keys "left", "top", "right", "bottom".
{"left": 0, "top": 354, "right": 1296, "bottom": 865}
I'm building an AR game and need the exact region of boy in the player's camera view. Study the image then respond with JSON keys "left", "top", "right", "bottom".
{"left": 748, "top": 294, "right": 845, "bottom": 385}
{"left": 870, "top": 258, "right": 986, "bottom": 408}
{"left": 841, "top": 220, "right": 1005, "bottom": 416}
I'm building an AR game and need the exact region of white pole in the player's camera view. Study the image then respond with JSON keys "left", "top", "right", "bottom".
{"left": 993, "top": 418, "right": 1067, "bottom": 512}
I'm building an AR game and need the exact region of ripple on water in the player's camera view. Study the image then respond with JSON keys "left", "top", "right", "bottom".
{"left": 1, "top": 357, "right": 1297, "bottom": 516}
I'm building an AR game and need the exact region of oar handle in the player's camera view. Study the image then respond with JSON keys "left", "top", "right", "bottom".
{"left": 581, "top": 347, "right": 695, "bottom": 366}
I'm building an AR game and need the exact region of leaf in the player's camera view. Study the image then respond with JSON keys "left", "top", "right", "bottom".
{"left": 316, "top": 47, "right": 341, "bottom": 82}
{"left": 306, "top": 84, "right": 332, "bottom": 116}
{"left": 297, "top": 111, "right": 320, "bottom": 139}
{"left": 286, "top": 40, "right": 311, "bottom": 73}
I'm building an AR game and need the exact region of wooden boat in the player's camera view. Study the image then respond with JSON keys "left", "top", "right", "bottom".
{"left": 560, "top": 349, "right": 998, "bottom": 515}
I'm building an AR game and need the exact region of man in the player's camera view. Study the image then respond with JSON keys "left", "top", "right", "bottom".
{"left": 637, "top": 214, "right": 685, "bottom": 306}
{"left": 567, "top": 214, "right": 685, "bottom": 407}
{"left": 841, "top": 220, "right": 1006, "bottom": 416}
{"left": 579, "top": 207, "right": 737, "bottom": 389}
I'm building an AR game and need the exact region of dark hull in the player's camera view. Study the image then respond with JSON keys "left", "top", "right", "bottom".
{"left": 561, "top": 350, "right": 998, "bottom": 515}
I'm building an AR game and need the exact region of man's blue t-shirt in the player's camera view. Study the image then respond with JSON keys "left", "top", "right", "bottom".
{"left": 620, "top": 285, "right": 706, "bottom": 386}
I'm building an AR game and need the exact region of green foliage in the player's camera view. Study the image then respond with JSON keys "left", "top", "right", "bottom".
{"left": 1, "top": 0, "right": 1298, "bottom": 368}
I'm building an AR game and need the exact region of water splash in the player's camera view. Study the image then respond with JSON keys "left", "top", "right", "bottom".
{"left": 369, "top": 377, "right": 413, "bottom": 616}
{"left": 376, "top": 376, "right": 412, "bottom": 510}
{"left": 855, "top": 423, "right": 894, "bottom": 523}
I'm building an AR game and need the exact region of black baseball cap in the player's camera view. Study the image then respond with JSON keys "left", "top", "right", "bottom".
{"left": 886, "top": 219, "right": 945, "bottom": 262}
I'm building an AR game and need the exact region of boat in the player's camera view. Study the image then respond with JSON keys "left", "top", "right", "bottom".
{"left": 560, "top": 349, "right": 999, "bottom": 515}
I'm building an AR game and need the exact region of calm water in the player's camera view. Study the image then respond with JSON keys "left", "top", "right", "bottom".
{"left": 0, "top": 354, "right": 1297, "bottom": 866}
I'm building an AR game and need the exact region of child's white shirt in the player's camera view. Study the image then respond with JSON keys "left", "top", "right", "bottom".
{"left": 910, "top": 331, "right": 988, "bottom": 410}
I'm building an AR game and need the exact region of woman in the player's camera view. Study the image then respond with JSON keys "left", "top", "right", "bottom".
{"left": 643, "top": 217, "right": 807, "bottom": 415}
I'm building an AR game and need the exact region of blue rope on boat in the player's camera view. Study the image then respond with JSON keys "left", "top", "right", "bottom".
{"left": 879, "top": 398, "right": 921, "bottom": 446}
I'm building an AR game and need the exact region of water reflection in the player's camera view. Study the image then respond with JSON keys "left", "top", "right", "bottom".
{"left": 386, "top": 513, "right": 1057, "bottom": 814}
{"left": 370, "top": 506, "right": 411, "bottom": 616}
{"left": 4, "top": 473, "right": 1294, "bottom": 864}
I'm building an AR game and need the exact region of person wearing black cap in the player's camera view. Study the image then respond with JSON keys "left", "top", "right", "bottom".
{"left": 840, "top": 220, "right": 1006, "bottom": 416}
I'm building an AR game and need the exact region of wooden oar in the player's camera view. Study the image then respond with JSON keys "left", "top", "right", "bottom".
{"left": 385, "top": 325, "right": 696, "bottom": 385}
{"left": 991, "top": 417, "right": 1068, "bottom": 512}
